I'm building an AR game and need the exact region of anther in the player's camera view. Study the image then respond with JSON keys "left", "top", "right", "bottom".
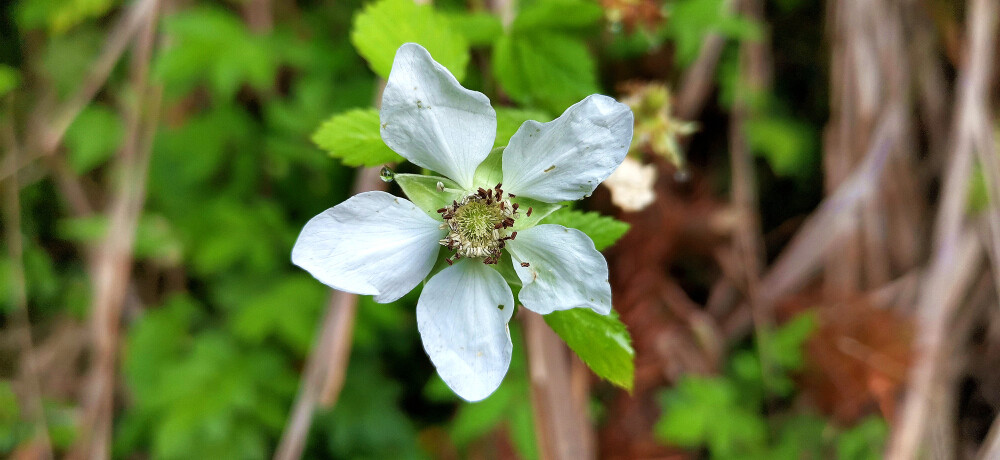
{"left": 526, "top": 207, "right": 533, "bottom": 217}
{"left": 520, "top": 262, "right": 530, "bottom": 267}
{"left": 512, "top": 203, "right": 519, "bottom": 212}
{"left": 436, "top": 207, "right": 446, "bottom": 213}
{"left": 510, "top": 231, "right": 517, "bottom": 240}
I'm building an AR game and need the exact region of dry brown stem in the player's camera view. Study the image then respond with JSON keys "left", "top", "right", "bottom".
{"left": 273, "top": 166, "right": 385, "bottom": 460}
{"left": 524, "top": 312, "right": 595, "bottom": 460}
{"left": 886, "top": 0, "right": 998, "bottom": 457}
{"left": 0, "top": 0, "right": 160, "bottom": 184}
{"left": 3, "top": 104, "right": 55, "bottom": 460}
{"left": 69, "top": 2, "right": 162, "bottom": 457}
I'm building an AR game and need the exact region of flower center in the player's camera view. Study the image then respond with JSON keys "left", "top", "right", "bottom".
{"left": 438, "top": 183, "right": 520, "bottom": 265}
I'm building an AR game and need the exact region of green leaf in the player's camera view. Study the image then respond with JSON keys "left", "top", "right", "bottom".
{"left": 319, "top": 357, "right": 423, "bottom": 459}
{"left": 230, "top": 276, "right": 327, "bottom": 355}
{"left": 155, "top": 7, "right": 277, "bottom": 100}
{"left": 65, "top": 105, "right": 124, "bottom": 174}
{"left": 493, "top": 31, "right": 599, "bottom": 113}
{"left": 495, "top": 108, "right": 552, "bottom": 147}
{"left": 57, "top": 214, "right": 182, "bottom": 264}
{"left": 511, "top": 0, "right": 603, "bottom": 32}
{"left": 763, "top": 311, "right": 816, "bottom": 371}
{"left": 445, "top": 11, "right": 504, "bottom": 47}
{"left": 17, "top": 0, "right": 117, "bottom": 34}
{"left": 0, "top": 65, "right": 20, "bottom": 97}
{"left": 654, "top": 375, "right": 766, "bottom": 455}
{"left": 351, "top": 0, "right": 470, "bottom": 81}
{"left": 542, "top": 209, "right": 630, "bottom": 250}
{"left": 745, "top": 115, "right": 817, "bottom": 179}
{"left": 545, "top": 309, "right": 634, "bottom": 390}
{"left": 395, "top": 173, "right": 464, "bottom": 219}
{"left": 837, "top": 416, "right": 888, "bottom": 460}
{"left": 663, "top": 0, "right": 761, "bottom": 67}
{"left": 312, "top": 108, "right": 404, "bottom": 167}
{"left": 42, "top": 28, "right": 103, "bottom": 98}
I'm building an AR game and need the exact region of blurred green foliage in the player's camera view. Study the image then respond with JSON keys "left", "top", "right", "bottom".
{"left": 655, "top": 313, "right": 888, "bottom": 459}
{"left": 1, "top": 0, "right": 852, "bottom": 457}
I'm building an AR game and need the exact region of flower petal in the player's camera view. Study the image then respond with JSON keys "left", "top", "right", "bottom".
{"left": 380, "top": 43, "right": 496, "bottom": 189}
{"left": 292, "top": 191, "right": 443, "bottom": 303}
{"left": 417, "top": 259, "right": 514, "bottom": 401}
{"left": 506, "top": 224, "right": 612, "bottom": 315}
{"left": 501, "top": 94, "right": 633, "bottom": 202}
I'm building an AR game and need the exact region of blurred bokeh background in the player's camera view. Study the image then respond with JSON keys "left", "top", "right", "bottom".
{"left": 2, "top": 0, "right": 999, "bottom": 458}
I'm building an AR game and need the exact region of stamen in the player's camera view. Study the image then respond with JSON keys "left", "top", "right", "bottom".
{"left": 438, "top": 187, "right": 519, "bottom": 264}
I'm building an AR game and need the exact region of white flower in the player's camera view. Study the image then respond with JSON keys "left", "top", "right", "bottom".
{"left": 603, "top": 156, "right": 658, "bottom": 212}
{"left": 292, "top": 43, "right": 633, "bottom": 401}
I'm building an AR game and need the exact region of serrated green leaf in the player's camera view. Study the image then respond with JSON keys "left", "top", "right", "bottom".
{"left": 654, "top": 375, "right": 766, "bottom": 453}
{"left": 445, "top": 11, "right": 504, "bottom": 47}
{"left": 351, "top": 0, "right": 469, "bottom": 81}
{"left": 230, "top": 276, "right": 326, "bottom": 355}
{"left": 493, "top": 31, "right": 599, "bottom": 113}
{"left": 495, "top": 108, "right": 552, "bottom": 146}
{"left": 545, "top": 309, "right": 634, "bottom": 390}
{"left": 395, "top": 173, "right": 463, "bottom": 219}
{"left": 65, "top": 105, "right": 124, "bottom": 174}
{"left": 511, "top": 0, "right": 603, "bottom": 32}
{"left": 542, "top": 209, "right": 629, "bottom": 250}
{"left": 312, "top": 108, "right": 404, "bottom": 167}
{"left": 155, "top": 7, "right": 277, "bottom": 100}
{"left": 0, "top": 65, "right": 19, "bottom": 97}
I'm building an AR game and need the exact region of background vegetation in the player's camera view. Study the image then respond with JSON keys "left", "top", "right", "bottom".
{"left": 1, "top": 0, "right": 998, "bottom": 458}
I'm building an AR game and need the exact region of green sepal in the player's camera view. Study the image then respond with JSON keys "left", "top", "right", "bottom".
{"left": 395, "top": 173, "right": 464, "bottom": 220}
{"left": 472, "top": 146, "right": 505, "bottom": 189}
{"left": 511, "top": 198, "right": 561, "bottom": 230}
{"left": 471, "top": 146, "right": 561, "bottom": 229}
{"left": 495, "top": 252, "right": 523, "bottom": 289}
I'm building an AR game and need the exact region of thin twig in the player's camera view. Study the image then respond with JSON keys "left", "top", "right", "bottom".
{"left": 721, "top": 110, "right": 897, "bottom": 340}
{"left": 887, "top": 0, "right": 998, "bottom": 457}
{"left": 0, "top": 0, "right": 159, "bottom": 183}
{"left": 70, "top": 2, "right": 162, "bottom": 457}
{"left": 674, "top": 33, "right": 726, "bottom": 121}
{"left": 728, "top": 0, "right": 773, "bottom": 392}
{"left": 2, "top": 102, "right": 55, "bottom": 460}
{"left": 273, "top": 168, "right": 383, "bottom": 460}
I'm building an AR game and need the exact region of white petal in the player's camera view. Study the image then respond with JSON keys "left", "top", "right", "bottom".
{"left": 506, "top": 224, "right": 612, "bottom": 315}
{"left": 417, "top": 259, "right": 514, "bottom": 401}
{"left": 502, "top": 94, "right": 634, "bottom": 202}
{"left": 292, "top": 191, "right": 444, "bottom": 303}
{"left": 380, "top": 43, "right": 496, "bottom": 189}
